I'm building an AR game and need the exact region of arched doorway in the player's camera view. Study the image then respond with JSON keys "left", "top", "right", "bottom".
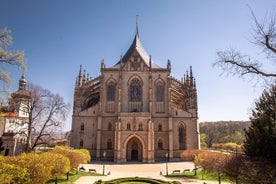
{"left": 126, "top": 137, "right": 142, "bottom": 162}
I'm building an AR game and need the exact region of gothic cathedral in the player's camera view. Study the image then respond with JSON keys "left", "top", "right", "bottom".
{"left": 70, "top": 26, "right": 199, "bottom": 163}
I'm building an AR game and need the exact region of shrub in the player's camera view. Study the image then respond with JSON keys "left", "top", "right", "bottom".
{"left": 41, "top": 152, "right": 70, "bottom": 179}
{"left": 222, "top": 142, "right": 237, "bottom": 151}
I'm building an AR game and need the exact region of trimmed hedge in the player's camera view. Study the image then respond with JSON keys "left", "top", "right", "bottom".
{"left": 94, "top": 177, "right": 181, "bottom": 184}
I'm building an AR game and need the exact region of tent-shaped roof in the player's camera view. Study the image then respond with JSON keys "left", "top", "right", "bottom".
{"left": 112, "top": 31, "right": 161, "bottom": 69}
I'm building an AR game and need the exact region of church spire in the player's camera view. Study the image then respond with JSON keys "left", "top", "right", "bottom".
{"left": 136, "top": 15, "right": 139, "bottom": 37}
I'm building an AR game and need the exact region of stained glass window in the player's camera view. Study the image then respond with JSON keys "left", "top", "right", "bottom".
{"left": 130, "top": 78, "right": 142, "bottom": 101}
{"left": 156, "top": 81, "right": 164, "bottom": 102}
{"left": 107, "top": 82, "right": 115, "bottom": 101}
{"left": 179, "top": 124, "right": 186, "bottom": 150}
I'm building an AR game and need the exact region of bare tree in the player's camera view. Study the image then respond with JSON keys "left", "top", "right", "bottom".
{"left": 213, "top": 9, "right": 276, "bottom": 85}
{"left": 0, "top": 28, "right": 26, "bottom": 102}
{"left": 23, "top": 83, "right": 70, "bottom": 152}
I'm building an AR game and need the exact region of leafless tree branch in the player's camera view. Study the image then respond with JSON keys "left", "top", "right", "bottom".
{"left": 214, "top": 8, "right": 276, "bottom": 85}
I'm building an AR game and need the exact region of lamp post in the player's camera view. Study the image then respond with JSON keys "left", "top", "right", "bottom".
{"left": 102, "top": 151, "right": 106, "bottom": 175}
{"left": 165, "top": 152, "right": 168, "bottom": 176}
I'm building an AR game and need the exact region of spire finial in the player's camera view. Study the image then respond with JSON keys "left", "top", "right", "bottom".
{"left": 136, "top": 15, "right": 139, "bottom": 37}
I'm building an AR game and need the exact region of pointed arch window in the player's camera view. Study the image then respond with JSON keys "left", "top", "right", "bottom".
{"left": 108, "top": 122, "right": 112, "bottom": 131}
{"left": 179, "top": 124, "right": 186, "bottom": 150}
{"left": 156, "top": 81, "right": 164, "bottom": 102}
{"left": 107, "top": 82, "right": 116, "bottom": 101}
{"left": 158, "top": 139, "right": 163, "bottom": 150}
{"left": 80, "top": 123, "right": 84, "bottom": 131}
{"left": 107, "top": 139, "right": 112, "bottom": 150}
{"left": 127, "top": 123, "right": 131, "bottom": 130}
{"left": 130, "top": 78, "right": 142, "bottom": 101}
{"left": 80, "top": 139, "right": 84, "bottom": 148}
{"left": 158, "top": 123, "right": 162, "bottom": 132}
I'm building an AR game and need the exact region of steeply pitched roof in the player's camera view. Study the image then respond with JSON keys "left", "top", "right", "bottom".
{"left": 112, "top": 33, "right": 161, "bottom": 69}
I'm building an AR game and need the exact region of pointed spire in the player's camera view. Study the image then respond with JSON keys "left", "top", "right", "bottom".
{"left": 82, "top": 69, "right": 86, "bottom": 83}
{"left": 167, "top": 59, "right": 171, "bottom": 71}
{"left": 190, "top": 66, "right": 193, "bottom": 86}
{"left": 101, "top": 59, "right": 105, "bottom": 69}
{"left": 190, "top": 66, "right": 193, "bottom": 78}
{"left": 78, "top": 65, "right": 83, "bottom": 86}
{"left": 79, "top": 65, "right": 82, "bottom": 77}
{"left": 136, "top": 15, "right": 139, "bottom": 37}
{"left": 185, "top": 70, "right": 189, "bottom": 84}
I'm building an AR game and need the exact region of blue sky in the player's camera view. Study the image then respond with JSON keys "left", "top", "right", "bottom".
{"left": 1, "top": 0, "right": 275, "bottom": 131}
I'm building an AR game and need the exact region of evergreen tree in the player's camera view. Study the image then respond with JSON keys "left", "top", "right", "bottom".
{"left": 243, "top": 85, "right": 276, "bottom": 161}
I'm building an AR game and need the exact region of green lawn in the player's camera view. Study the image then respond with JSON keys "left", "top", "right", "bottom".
{"left": 46, "top": 171, "right": 102, "bottom": 184}
{"left": 166, "top": 171, "right": 231, "bottom": 183}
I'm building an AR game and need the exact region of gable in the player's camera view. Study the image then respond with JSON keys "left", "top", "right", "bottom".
{"left": 120, "top": 50, "right": 150, "bottom": 72}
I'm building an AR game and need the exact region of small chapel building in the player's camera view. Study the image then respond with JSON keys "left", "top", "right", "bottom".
{"left": 70, "top": 25, "right": 199, "bottom": 163}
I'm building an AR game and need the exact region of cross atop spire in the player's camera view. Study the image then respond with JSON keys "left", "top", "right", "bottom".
{"left": 136, "top": 15, "right": 139, "bottom": 37}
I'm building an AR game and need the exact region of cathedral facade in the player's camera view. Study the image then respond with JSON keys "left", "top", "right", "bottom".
{"left": 70, "top": 28, "right": 199, "bottom": 163}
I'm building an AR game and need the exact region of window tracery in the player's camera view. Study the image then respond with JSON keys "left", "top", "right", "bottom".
{"left": 130, "top": 78, "right": 142, "bottom": 101}
{"left": 179, "top": 124, "right": 186, "bottom": 150}
{"left": 156, "top": 81, "right": 164, "bottom": 102}
{"left": 107, "top": 82, "right": 115, "bottom": 101}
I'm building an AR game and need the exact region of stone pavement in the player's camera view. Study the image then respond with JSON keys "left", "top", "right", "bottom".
{"left": 74, "top": 161, "right": 230, "bottom": 184}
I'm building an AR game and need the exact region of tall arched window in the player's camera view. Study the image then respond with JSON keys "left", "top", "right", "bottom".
{"left": 158, "top": 123, "right": 162, "bottom": 132}
{"left": 107, "top": 82, "right": 115, "bottom": 101}
{"left": 179, "top": 124, "right": 186, "bottom": 150}
{"left": 80, "top": 139, "right": 83, "bottom": 148}
{"left": 156, "top": 81, "right": 164, "bottom": 102}
{"left": 80, "top": 123, "right": 84, "bottom": 131}
{"left": 108, "top": 122, "right": 112, "bottom": 131}
{"left": 107, "top": 139, "right": 112, "bottom": 150}
{"left": 127, "top": 123, "right": 131, "bottom": 130}
{"left": 158, "top": 139, "right": 163, "bottom": 150}
{"left": 130, "top": 78, "right": 142, "bottom": 101}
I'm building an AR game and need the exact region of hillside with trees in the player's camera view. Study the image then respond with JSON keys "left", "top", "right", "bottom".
{"left": 200, "top": 121, "right": 251, "bottom": 148}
